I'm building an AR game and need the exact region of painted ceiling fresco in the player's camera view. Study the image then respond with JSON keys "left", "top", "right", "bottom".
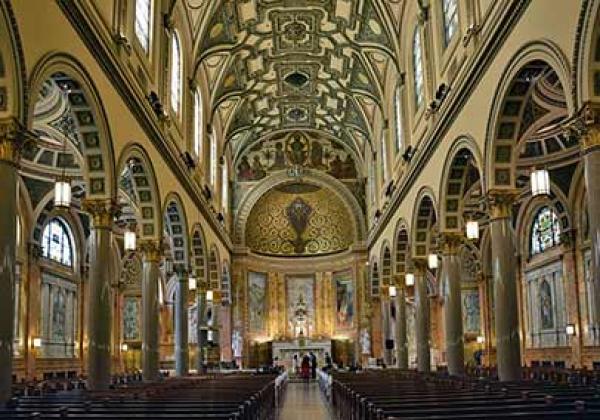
{"left": 196, "top": 0, "right": 400, "bottom": 159}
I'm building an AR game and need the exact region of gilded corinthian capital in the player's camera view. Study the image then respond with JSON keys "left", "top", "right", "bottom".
{"left": 438, "top": 232, "right": 463, "bottom": 255}
{"left": 82, "top": 199, "right": 120, "bottom": 229}
{"left": 0, "top": 117, "right": 29, "bottom": 165}
{"left": 485, "top": 189, "right": 519, "bottom": 220}
{"left": 562, "top": 102, "right": 600, "bottom": 152}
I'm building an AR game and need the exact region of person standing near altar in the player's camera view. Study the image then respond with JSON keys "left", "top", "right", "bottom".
{"left": 309, "top": 352, "right": 317, "bottom": 380}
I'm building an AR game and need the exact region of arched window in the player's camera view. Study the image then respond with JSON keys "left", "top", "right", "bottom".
{"left": 194, "top": 89, "right": 203, "bottom": 159}
{"left": 42, "top": 218, "right": 74, "bottom": 267}
{"left": 210, "top": 132, "right": 218, "bottom": 187}
{"left": 134, "top": 0, "right": 152, "bottom": 53}
{"left": 394, "top": 86, "right": 403, "bottom": 153}
{"left": 170, "top": 32, "right": 182, "bottom": 114}
{"left": 441, "top": 0, "right": 458, "bottom": 46}
{"left": 222, "top": 163, "right": 229, "bottom": 211}
{"left": 413, "top": 27, "right": 424, "bottom": 109}
{"left": 531, "top": 207, "right": 561, "bottom": 255}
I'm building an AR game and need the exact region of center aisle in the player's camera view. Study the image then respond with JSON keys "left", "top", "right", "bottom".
{"left": 279, "top": 381, "right": 332, "bottom": 420}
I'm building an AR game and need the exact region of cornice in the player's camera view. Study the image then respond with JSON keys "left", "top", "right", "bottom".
{"left": 56, "top": 0, "right": 232, "bottom": 252}
{"left": 367, "top": 0, "right": 532, "bottom": 248}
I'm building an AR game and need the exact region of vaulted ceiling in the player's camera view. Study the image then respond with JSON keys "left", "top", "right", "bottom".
{"left": 189, "top": 0, "right": 402, "bottom": 165}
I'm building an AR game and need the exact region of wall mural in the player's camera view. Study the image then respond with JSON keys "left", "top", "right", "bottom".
{"left": 123, "top": 297, "right": 140, "bottom": 341}
{"left": 462, "top": 290, "right": 481, "bottom": 334}
{"left": 236, "top": 132, "right": 358, "bottom": 182}
{"left": 334, "top": 271, "right": 354, "bottom": 329}
{"left": 287, "top": 276, "right": 315, "bottom": 338}
{"left": 245, "top": 183, "right": 354, "bottom": 255}
{"left": 248, "top": 272, "right": 267, "bottom": 333}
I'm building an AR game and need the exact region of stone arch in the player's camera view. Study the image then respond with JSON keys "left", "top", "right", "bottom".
{"left": 438, "top": 136, "right": 484, "bottom": 232}
{"left": 190, "top": 223, "right": 208, "bottom": 288}
{"left": 484, "top": 41, "right": 576, "bottom": 192}
{"left": 28, "top": 53, "right": 117, "bottom": 200}
{"left": 411, "top": 187, "right": 438, "bottom": 259}
{"left": 0, "top": 2, "right": 26, "bottom": 120}
{"left": 573, "top": 0, "right": 600, "bottom": 106}
{"left": 208, "top": 245, "right": 221, "bottom": 293}
{"left": 234, "top": 168, "right": 366, "bottom": 245}
{"left": 380, "top": 241, "right": 392, "bottom": 288}
{"left": 162, "top": 193, "right": 189, "bottom": 271}
{"left": 393, "top": 218, "right": 411, "bottom": 276}
{"left": 116, "top": 143, "right": 161, "bottom": 241}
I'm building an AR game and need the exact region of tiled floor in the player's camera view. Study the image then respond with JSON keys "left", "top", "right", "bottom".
{"left": 279, "top": 381, "right": 332, "bottom": 420}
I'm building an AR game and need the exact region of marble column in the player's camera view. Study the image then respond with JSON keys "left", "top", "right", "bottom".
{"left": 487, "top": 190, "right": 521, "bottom": 381}
{"left": 583, "top": 123, "right": 600, "bottom": 340}
{"left": 174, "top": 268, "right": 188, "bottom": 376}
{"left": 196, "top": 290, "right": 206, "bottom": 371}
{"left": 414, "top": 260, "right": 430, "bottom": 373}
{"left": 141, "top": 241, "right": 161, "bottom": 382}
{"left": 83, "top": 200, "right": 118, "bottom": 390}
{"left": 0, "top": 119, "right": 23, "bottom": 402}
{"left": 440, "top": 233, "right": 464, "bottom": 376}
{"left": 394, "top": 276, "right": 408, "bottom": 369}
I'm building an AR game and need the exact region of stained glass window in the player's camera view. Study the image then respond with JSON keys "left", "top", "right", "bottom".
{"left": 42, "top": 218, "right": 74, "bottom": 267}
{"left": 531, "top": 207, "right": 561, "bottom": 255}
{"left": 442, "top": 0, "right": 458, "bottom": 46}
{"left": 413, "top": 27, "right": 424, "bottom": 108}
{"left": 170, "top": 32, "right": 182, "bottom": 114}
{"left": 194, "top": 89, "right": 203, "bottom": 158}
{"left": 135, "top": 0, "right": 152, "bottom": 53}
{"left": 394, "top": 86, "right": 403, "bottom": 153}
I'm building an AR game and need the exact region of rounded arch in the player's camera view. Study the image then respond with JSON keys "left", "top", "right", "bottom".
{"left": 27, "top": 52, "right": 117, "bottom": 200}
{"left": 162, "top": 192, "right": 189, "bottom": 270}
{"left": 484, "top": 41, "right": 575, "bottom": 192}
{"left": 234, "top": 168, "right": 366, "bottom": 245}
{"left": 411, "top": 187, "right": 438, "bottom": 258}
{"left": 574, "top": 0, "right": 600, "bottom": 106}
{"left": 116, "top": 143, "right": 161, "bottom": 241}
{"left": 190, "top": 223, "right": 208, "bottom": 288}
{"left": 208, "top": 245, "right": 221, "bottom": 293}
{"left": 393, "top": 218, "right": 411, "bottom": 276}
{"left": 0, "top": 2, "right": 26, "bottom": 121}
{"left": 36, "top": 207, "right": 85, "bottom": 272}
{"left": 380, "top": 241, "right": 392, "bottom": 287}
{"left": 438, "top": 136, "right": 484, "bottom": 232}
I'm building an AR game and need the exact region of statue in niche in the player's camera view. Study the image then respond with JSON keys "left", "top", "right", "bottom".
{"left": 360, "top": 328, "right": 371, "bottom": 355}
{"left": 237, "top": 156, "right": 253, "bottom": 181}
{"left": 540, "top": 280, "right": 554, "bottom": 329}
{"left": 251, "top": 156, "right": 266, "bottom": 180}
{"left": 270, "top": 142, "right": 287, "bottom": 170}
{"left": 309, "top": 141, "right": 327, "bottom": 170}
{"left": 287, "top": 135, "right": 308, "bottom": 166}
{"left": 232, "top": 330, "right": 243, "bottom": 358}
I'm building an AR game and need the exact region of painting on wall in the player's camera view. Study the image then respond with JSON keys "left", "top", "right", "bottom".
{"left": 462, "top": 290, "right": 481, "bottom": 333}
{"left": 540, "top": 279, "right": 554, "bottom": 329}
{"left": 286, "top": 276, "right": 315, "bottom": 338}
{"left": 248, "top": 272, "right": 267, "bottom": 333}
{"left": 236, "top": 132, "right": 359, "bottom": 182}
{"left": 123, "top": 297, "right": 140, "bottom": 341}
{"left": 51, "top": 289, "right": 66, "bottom": 342}
{"left": 334, "top": 271, "right": 354, "bottom": 329}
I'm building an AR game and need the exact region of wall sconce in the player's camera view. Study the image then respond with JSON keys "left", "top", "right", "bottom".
{"left": 206, "top": 290, "right": 214, "bottom": 302}
{"left": 566, "top": 324, "right": 576, "bottom": 336}
{"left": 388, "top": 285, "right": 397, "bottom": 298}
{"left": 428, "top": 253, "right": 438, "bottom": 270}
{"left": 121, "top": 343, "right": 129, "bottom": 352}
{"left": 466, "top": 220, "right": 479, "bottom": 240}
{"left": 189, "top": 277, "right": 197, "bottom": 291}
{"left": 531, "top": 168, "right": 550, "bottom": 197}
{"left": 32, "top": 337, "right": 42, "bottom": 349}
{"left": 476, "top": 335, "right": 485, "bottom": 344}
{"left": 405, "top": 273, "right": 415, "bottom": 287}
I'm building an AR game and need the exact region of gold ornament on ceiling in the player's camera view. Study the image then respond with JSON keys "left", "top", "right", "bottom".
{"left": 245, "top": 183, "right": 354, "bottom": 256}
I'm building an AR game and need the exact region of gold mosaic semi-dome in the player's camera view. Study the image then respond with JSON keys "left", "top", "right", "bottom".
{"left": 245, "top": 183, "right": 354, "bottom": 256}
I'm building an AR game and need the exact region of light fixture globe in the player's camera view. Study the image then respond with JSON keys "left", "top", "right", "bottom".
{"left": 124, "top": 229, "right": 137, "bottom": 251}
{"left": 189, "top": 277, "right": 197, "bottom": 291}
{"left": 405, "top": 273, "right": 415, "bottom": 287}
{"left": 531, "top": 168, "right": 550, "bottom": 196}
{"left": 388, "top": 285, "right": 397, "bottom": 298}
{"left": 428, "top": 253, "right": 438, "bottom": 270}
